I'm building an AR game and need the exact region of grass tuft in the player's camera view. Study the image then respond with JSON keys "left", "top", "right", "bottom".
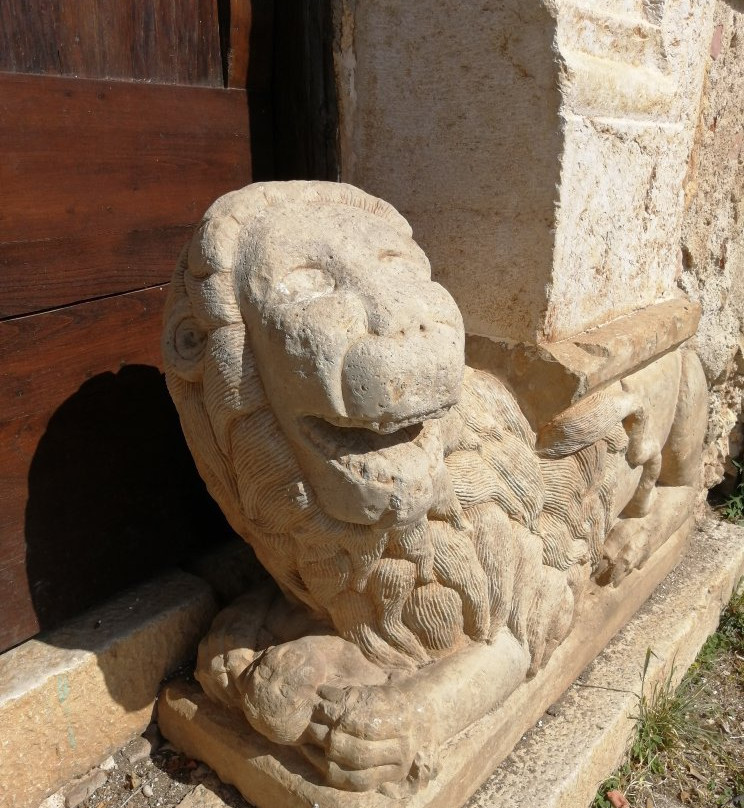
{"left": 593, "top": 587, "right": 744, "bottom": 807}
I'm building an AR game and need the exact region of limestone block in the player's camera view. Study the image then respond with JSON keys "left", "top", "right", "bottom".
{"left": 467, "top": 298, "right": 700, "bottom": 428}
{"left": 547, "top": 117, "right": 689, "bottom": 339}
{"left": 176, "top": 785, "right": 231, "bottom": 808}
{"left": 0, "top": 571, "right": 217, "bottom": 808}
{"left": 334, "top": 0, "right": 562, "bottom": 343}
{"left": 333, "top": 0, "right": 716, "bottom": 343}
{"left": 160, "top": 181, "right": 707, "bottom": 804}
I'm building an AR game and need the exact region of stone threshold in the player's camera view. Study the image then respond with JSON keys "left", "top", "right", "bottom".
{"left": 0, "top": 570, "right": 218, "bottom": 808}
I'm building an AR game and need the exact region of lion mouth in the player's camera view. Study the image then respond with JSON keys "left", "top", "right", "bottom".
{"left": 299, "top": 412, "right": 443, "bottom": 490}
{"left": 301, "top": 415, "right": 424, "bottom": 459}
{"left": 297, "top": 413, "right": 445, "bottom": 526}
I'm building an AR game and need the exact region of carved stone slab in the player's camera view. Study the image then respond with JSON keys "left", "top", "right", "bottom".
{"left": 159, "top": 516, "right": 693, "bottom": 808}
{"left": 466, "top": 298, "right": 701, "bottom": 430}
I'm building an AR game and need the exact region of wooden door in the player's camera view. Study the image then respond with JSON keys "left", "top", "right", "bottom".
{"left": 0, "top": 0, "right": 275, "bottom": 650}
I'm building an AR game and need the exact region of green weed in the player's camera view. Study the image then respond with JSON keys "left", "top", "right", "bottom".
{"left": 721, "top": 459, "right": 744, "bottom": 523}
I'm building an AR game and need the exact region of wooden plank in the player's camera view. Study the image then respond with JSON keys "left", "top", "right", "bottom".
{"left": 0, "top": 286, "right": 168, "bottom": 423}
{"left": 0, "top": 0, "right": 221, "bottom": 85}
{"left": 0, "top": 72, "right": 252, "bottom": 318}
{"left": 228, "top": 0, "right": 253, "bottom": 88}
{"left": 0, "top": 557, "right": 35, "bottom": 653}
{"left": 0, "top": 227, "right": 192, "bottom": 318}
{"left": 0, "top": 287, "right": 233, "bottom": 650}
{"left": 0, "top": 412, "right": 49, "bottom": 561}
{"left": 226, "top": 0, "right": 274, "bottom": 90}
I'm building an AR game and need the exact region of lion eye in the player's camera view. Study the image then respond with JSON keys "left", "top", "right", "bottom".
{"left": 276, "top": 266, "right": 335, "bottom": 302}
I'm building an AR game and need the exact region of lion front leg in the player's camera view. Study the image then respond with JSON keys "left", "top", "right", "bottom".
{"left": 196, "top": 590, "right": 429, "bottom": 792}
{"left": 237, "top": 634, "right": 433, "bottom": 793}
{"left": 197, "top": 589, "right": 533, "bottom": 793}
{"left": 596, "top": 349, "right": 707, "bottom": 584}
{"left": 596, "top": 485, "right": 698, "bottom": 585}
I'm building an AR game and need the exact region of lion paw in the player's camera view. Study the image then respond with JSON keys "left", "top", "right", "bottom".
{"left": 298, "top": 683, "right": 427, "bottom": 792}
{"left": 595, "top": 519, "right": 652, "bottom": 586}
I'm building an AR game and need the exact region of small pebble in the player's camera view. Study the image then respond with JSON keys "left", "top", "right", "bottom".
{"left": 98, "top": 756, "right": 116, "bottom": 772}
{"left": 38, "top": 793, "right": 65, "bottom": 808}
{"left": 142, "top": 784, "right": 154, "bottom": 798}
{"left": 124, "top": 735, "right": 153, "bottom": 764}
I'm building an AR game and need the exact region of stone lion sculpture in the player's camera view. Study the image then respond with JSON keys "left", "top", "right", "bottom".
{"left": 162, "top": 181, "right": 706, "bottom": 794}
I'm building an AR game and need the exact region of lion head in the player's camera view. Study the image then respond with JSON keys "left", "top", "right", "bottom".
{"left": 164, "top": 181, "right": 464, "bottom": 530}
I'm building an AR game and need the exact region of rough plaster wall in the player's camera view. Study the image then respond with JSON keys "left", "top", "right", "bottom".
{"left": 545, "top": 0, "right": 716, "bottom": 341}
{"left": 334, "top": 0, "right": 563, "bottom": 343}
{"left": 680, "top": 0, "right": 744, "bottom": 487}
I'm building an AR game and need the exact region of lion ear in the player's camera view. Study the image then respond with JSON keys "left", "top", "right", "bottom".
{"left": 163, "top": 308, "right": 208, "bottom": 382}
{"left": 162, "top": 249, "right": 208, "bottom": 383}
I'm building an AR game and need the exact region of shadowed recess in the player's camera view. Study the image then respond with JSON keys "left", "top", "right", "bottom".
{"left": 25, "top": 365, "right": 234, "bottom": 632}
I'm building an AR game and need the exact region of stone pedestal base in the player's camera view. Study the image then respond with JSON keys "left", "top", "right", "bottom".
{"left": 159, "top": 516, "right": 705, "bottom": 808}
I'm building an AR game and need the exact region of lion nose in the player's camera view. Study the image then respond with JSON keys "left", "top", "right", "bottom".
{"left": 341, "top": 320, "right": 464, "bottom": 430}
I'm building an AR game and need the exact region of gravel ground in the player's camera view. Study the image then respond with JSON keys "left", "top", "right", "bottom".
{"left": 41, "top": 720, "right": 255, "bottom": 808}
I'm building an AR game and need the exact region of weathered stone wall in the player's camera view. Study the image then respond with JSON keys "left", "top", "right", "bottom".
{"left": 680, "top": 0, "right": 744, "bottom": 487}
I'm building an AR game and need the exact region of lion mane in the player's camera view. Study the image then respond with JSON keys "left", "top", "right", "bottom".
{"left": 163, "top": 182, "right": 624, "bottom": 674}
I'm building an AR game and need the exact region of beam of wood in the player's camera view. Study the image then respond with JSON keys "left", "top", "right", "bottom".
{"left": 0, "top": 409, "right": 52, "bottom": 647}
{"left": 272, "top": 0, "right": 337, "bottom": 180}
{"left": 1, "top": 226, "right": 192, "bottom": 319}
{"left": 0, "top": 72, "right": 252, "bottom": 318}
{"left": 0, "top": 0, "right": 222, "bottom": 86}
{"left": 226, "top": 0, "right": 274, "bottom": 90}
{"left": 0, "top": 555, "right": 35, "bottom": 654}
{"left": 228, "top": 0, "right": 253, "bottom": 88}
